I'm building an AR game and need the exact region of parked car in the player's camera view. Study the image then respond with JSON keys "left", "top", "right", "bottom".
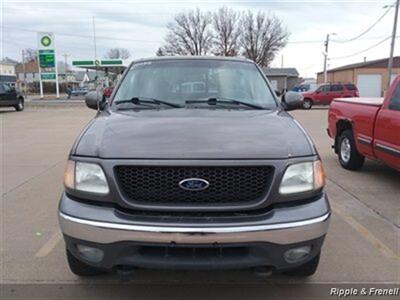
{"left": 0, "top": 83, "right": 24, "bottom": 111}
{"left": 327, "top": 75, "right": 400, "bottom": 171}
{"left": 59, "top": 57, "right": 330, "bottom": 278}
{"left": 302, "top": 83, "right": 359, "bottom": 109}
{"left": 71, "top": 87, "right": 89, "bottom": 96}
{"left": 103, "top": 86, "right": 114, "bottom": 98}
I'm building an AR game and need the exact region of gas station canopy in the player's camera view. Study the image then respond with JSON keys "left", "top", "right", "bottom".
{"left": 72, "top": 59, "right": 128, "bottom": 74}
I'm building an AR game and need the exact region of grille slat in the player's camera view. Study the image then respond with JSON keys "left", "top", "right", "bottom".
{"left": 115, "top": 166, "right": 273, "bottom": 206}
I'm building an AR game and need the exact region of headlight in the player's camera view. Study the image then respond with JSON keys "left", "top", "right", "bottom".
{"left": 279, "top": 161, "right": 325, "bottom": 195}
{"left": 63, "top": 160, "right": 109, "bottom": 194}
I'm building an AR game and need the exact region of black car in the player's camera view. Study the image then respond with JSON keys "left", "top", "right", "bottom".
{"left": 59, "top": 57, "right": 330, "bottom": 278}
{"left": 0, "top": 83, "right": 24, "bottom": 111}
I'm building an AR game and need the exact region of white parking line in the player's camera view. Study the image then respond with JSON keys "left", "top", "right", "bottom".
{"left": 35, "top": 230, "right": 63, "bottom": 258}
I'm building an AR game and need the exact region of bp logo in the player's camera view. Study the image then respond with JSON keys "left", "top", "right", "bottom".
{"left": 40, "top": 36, "right": 52, "bottom": 47}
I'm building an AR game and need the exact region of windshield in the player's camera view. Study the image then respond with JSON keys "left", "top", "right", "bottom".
{"left": 113, "top": 59, "right": 277, "bottom": 109}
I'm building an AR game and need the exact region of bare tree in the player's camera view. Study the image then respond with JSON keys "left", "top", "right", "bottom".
{"left": 23, "top": 48, "right": 37, "bottom": 62}
{"left": 105, "top": 48, "right": 131, "bottom": 59}
{"left": 158, "top": 8, "right": 213, "bottom": 56}
{"left": 239, "top": 11, "right": 289, "bottom": 67}
{"left": 212, "top": 7, "right": 241, "bottom": 56}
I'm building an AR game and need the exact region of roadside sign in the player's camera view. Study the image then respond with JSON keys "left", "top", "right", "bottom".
{"left": 37, "top": 32, "right": 59, "bottom": 98}
{"left": 38, "top": 50, "right": 55, "bottom": 68}
{"left": 38, "top": 32, "right": 55, "bottom": 50}
{"left": 41, "top": 73, "right": 57, "bottom": 81}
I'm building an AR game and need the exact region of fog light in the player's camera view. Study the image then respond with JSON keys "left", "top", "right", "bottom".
{"left": 76, "top": 244, "right": 104, "bottom": 263}
{"left": 284, "top": 246, "right": 311, "bottom": 263}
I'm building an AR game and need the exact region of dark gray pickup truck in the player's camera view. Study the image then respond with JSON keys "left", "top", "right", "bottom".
{"left": 59, "top": 57, "right": 330, "bottom": 277}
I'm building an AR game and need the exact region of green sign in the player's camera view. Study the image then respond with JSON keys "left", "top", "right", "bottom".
{"left": 72, "top": 59, "right": 124, "bottom": 67}
{"left": 41, "top": 73, "right": 56, "bottom": 80}
{"left": 101, "top": 60, "right": 123, "bottom": 65}
{"left": 72, "top": 60, "right": 94, "bottom": 66}
{"left": 38, "top": 50, "right": 55, "bottom": 68}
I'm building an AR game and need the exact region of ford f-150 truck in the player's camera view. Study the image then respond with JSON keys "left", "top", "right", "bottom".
{"left": 59, "top": 57, "right": 330, "bottom": 278}
{"left": 328, "top": 75, "right": 400, "bottom": 171}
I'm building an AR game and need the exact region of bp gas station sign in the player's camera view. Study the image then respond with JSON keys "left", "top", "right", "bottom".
{"left": 37, "top": 32, "right": 59, "bottom": 98}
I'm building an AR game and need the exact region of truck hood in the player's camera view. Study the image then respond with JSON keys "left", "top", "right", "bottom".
{"left": 74, "top": 109, "right": 315, "bottom": 159}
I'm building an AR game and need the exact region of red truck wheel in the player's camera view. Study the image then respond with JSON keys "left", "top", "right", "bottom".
{"left": 338, "top": 130, "right": 365, "bottom": 170}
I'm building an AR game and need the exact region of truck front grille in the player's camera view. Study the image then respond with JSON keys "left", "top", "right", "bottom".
{"left": 115, "top": 165, "right": 273, "bottom": 206}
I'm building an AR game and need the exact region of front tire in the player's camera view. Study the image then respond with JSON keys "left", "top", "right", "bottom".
{"left": 303, "top": 99, "right": 313, "bottom": 109}
{"left": 66, "top": 249, "right": 105, "bottom": 276}
{"left": 14, "top": 97, "right": 24, "bottom": 111}
{"left": 284, "top": 253, "right": 320, "bottom": 277}
{"left": 338, "top": 129, "right": 365, "bottom": 170}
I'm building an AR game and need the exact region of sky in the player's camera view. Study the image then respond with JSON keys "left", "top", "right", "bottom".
{"left": 1, "top": 0, "right": 397, "bottom": 78}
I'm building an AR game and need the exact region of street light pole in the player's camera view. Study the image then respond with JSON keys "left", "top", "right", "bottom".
{"left": 387, "top": 0, "right": 400, "bottom": 90}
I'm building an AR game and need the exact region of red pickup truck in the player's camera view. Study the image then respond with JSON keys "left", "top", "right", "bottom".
{"left": 327, "top": 75, "right": 400, "bottom": 171}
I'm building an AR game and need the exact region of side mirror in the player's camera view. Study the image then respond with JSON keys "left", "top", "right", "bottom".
{"left": 85, "top": 91, "right": 106, "bottom": 110}
{"left": 282, "top": 91, "right": 304, "bottom": 111}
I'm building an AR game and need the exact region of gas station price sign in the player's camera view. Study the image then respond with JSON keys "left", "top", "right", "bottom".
{"left": 39, "top": 50, "right": 55, "bottom": 68}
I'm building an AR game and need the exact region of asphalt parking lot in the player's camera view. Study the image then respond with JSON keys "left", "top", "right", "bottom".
{"left": 1, "top": 104, "right": 399, "bottom": 299}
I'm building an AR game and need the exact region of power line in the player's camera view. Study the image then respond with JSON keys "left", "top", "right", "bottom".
{"left": 332, "top": 6, "right": 392, "bottom": 43}
{"left": 2, "top": 25, "right": 392, "bottom": 46}
{"left": 1, "top": 25, "right": 161, "bottom": 43}
{"left": 330, "top": 36, "right": 393, "bottom": 60}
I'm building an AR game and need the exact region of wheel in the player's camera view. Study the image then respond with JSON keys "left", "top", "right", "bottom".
{"left": 337, "top": 129, "right": 365, "bottom": 170}
{"left": 284, "top": 253, "right": 320, "bottom": 277}
{"left": 14, "top": 97, "right": 24, "bottom": 111}
{"left": 66, "top": 249, "right": 105, "bottom": 276}
{"left": 303, "top": 99, "right": 312, "bottom": 109}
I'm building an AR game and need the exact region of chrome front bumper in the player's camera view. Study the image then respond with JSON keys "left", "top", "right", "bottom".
{"left": 58, "top": 193, "right": 330, "bottom": 245}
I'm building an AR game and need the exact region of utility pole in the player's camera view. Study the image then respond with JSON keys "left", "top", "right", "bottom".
{"left": 21, "top": 49, "right": 26, "bottom": 85}
{"left": 63, "top": 54, "right": 70, "bottom": 81}
{"left": 387, "top": 0, "right": 400, "bottom": 90}
{"left": 92, "top": 16, "right": 98, "bottom": 85}
{"left": 323, "top": 34, "right": 330, "bottom": 83}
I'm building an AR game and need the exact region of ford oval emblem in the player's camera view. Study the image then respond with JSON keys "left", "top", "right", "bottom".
{"left": 179, "top": 178, "right": 209, "bottom": 191}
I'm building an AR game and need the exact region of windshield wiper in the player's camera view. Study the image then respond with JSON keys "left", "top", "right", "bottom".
{"left": 114, "top": 97, "right": 182, "bottom": 108}
{"left": 185, "top": 97, "right": 264, "bottom": 109}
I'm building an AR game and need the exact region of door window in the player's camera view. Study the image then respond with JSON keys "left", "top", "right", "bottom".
{"left": 317, "top": 85, "right": 330, "bottom": 92}
{"left": 389, "top": 84, "right": 400, "bottom": 111}
{"left": 331, "top": 84, "right": 344, "bottom": 92}
{"left": 2, "top": 84, "right": 11, "bottom": 93}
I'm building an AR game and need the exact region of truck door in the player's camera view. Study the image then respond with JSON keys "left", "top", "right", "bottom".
{"left": 374, "top": 80, "right": 400, "bottom": 170}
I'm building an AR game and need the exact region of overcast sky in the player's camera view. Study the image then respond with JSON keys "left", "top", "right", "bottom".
{"left": 1, "top": 0, "right": 397, "bottom": 77}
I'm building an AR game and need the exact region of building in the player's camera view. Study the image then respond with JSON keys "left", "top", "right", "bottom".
{"left": 317, "top": 57, "right": 400, "bottom": 97}
{"left": 0, "top": 58, "right": 18, "bottom": 85}
{"left": 15, "top": 60, "right": 40, "bottom": 83}
{"left": 262, "top": 68, "right": 300, "bottom": 91}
